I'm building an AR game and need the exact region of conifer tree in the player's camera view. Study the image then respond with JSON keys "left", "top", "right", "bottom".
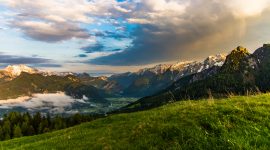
{"left": 13, "top": 125, "right": 23, "bottom": 138}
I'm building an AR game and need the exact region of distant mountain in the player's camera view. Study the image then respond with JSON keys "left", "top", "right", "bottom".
{"left": 4, "top": 64, "right": 39, "bottom": 77}
{"left": 0, "top": 54, "right": 227, "bottom": 101}
{"left": 0, "top": 64, "right": 76, "bottom": 80}
{"left": 109, "top": 54, "right": 226, "bottom": 97}
{"left": 0, "top": 66, "right": 109, "bottom": 103}
{"left": 0, "top": 65, "right": 36, "bottom": 82}
{"left": 121, "top": 44, "right": 270, "bottom": 111}
{"left": 76, "top": 73, "right": 122, "bottom": 95}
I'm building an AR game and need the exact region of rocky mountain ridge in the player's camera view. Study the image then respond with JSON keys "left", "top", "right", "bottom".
{"left": 0, "top": 54, "right": 228, "bottom": 98}
{"left": 0, "top": 65, "right": 75, "bottom": 80}
{"left": 121, "top": 44, "right": 270, "bottom": 111}
{"left": 109, "top": 54, "right": 226, "bottom": 97}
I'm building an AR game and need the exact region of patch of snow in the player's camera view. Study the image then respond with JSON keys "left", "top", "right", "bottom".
{"left": 214, "top": 62, "right": 224, "bottom": 67}
{"left": 138, "top": 64, "right": 171, "bottom": 75}
{"left": 197, "top": 66, "right": 204, "bottom": 73}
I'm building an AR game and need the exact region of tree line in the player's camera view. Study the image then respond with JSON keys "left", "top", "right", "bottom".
{"left": 0, "top": 112, "right": 102, "bottom": 141}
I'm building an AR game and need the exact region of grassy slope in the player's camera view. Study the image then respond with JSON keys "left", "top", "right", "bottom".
{"left": 1, "top": 94, "right": 270, "bottom": 150}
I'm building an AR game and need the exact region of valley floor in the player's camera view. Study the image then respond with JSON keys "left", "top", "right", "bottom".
{"left": 1, "top": 94, "right": 270, "bottom": 149}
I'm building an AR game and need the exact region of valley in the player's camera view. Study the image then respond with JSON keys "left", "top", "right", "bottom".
{"left": 0, "top": 53, "right": 227, "bottom": 117}
{"left": 1, "top": 1, "right": 270, "bottom": 149}
{"left": 0, "top": 93, "right": 138, "bottom": 117}
{"left": 0, "top": 44, "right": 270, "bottom": 116}
{"left": 0, "top": 44, "right": 270, "bottom": 149}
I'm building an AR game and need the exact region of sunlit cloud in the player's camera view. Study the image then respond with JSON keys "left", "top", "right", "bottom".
{"left": 89, "top": 0, "right": 270, "bottom": 66}
{"left": 226, "top": 0, "right": 270, "bottom": 17}
{"left": 0, "top": 0, "right": 270, "bottom": 72}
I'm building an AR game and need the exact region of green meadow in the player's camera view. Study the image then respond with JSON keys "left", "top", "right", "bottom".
{"left": 1, "top": 94, "right": 270, "bottom": 150}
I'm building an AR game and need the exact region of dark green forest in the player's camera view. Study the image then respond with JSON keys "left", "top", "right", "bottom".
{"left": 0, "top": 112, "right": 102, "bottom": 141}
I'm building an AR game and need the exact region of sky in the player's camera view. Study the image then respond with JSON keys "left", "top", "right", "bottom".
{"left": 0, "top": 0, "right": 270, "bottom": 75}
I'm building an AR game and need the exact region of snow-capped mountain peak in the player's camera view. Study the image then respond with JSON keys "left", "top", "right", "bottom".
{"left": 2, "top": 64, "right": 76, "bottom": 78}
{"left": 170, "top": 61, "right": 196, "bottom": 70}
{"left": 133, "top": 54, "right": 227, "bottom": 77}
{"left": 137, "top": 64, "right": 172, "bottom": 75}
{"left": 203, "top": 54, "right": 226, "bottom": 67}
{"left": 4, "top": 64, "right": 39, "bottom": 77}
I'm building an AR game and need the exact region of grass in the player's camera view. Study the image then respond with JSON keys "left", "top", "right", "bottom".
{"left": 1, "top": 94, "right": 270, "bottom": 149}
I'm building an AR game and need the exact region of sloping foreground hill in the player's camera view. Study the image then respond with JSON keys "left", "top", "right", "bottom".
{"left": 1, "top": 94, "right": 270, "bottom": 149}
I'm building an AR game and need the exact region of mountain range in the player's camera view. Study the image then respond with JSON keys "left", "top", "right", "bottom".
{"left": 121, "top": 44, "right": 270, "bottom": 111}
{"left": 0, "top": 53, "right": 228, "bottom": 102}
{"left": 108, "top": 54, "right": 226, "bottom": 97}
{"left": 1, "top": 44, "right": 270, "bottom": 111}
{"left": 0, "top": 66, "right": 108, "bottom": 103}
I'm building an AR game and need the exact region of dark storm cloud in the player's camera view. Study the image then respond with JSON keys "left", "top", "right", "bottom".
{"left": 89, "top": 1, "right": 247, "bottom": 66}
{"left": 3, "top": 0, "right": 270, "bottom": 67}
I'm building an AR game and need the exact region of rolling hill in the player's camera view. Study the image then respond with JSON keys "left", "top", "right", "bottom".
{"left": 1, "top": 94, "right": 270, "bottom": 149}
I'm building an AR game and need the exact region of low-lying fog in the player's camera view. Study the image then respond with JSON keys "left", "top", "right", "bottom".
{"left": 0, "top": 93, "right": 138, "bottom": 116}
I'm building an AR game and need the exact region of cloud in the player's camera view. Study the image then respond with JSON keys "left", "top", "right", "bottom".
{"left": 80, "top": 42, "right": 124, "bottom": 57}
{"left": 76, "top": 54, "right": 88, "bottom": 58}
{"left": 1, "top": 0, "right": 133, "bottom": 42}
{"left": 0, "top": 93, "right": 88, "bottom": 114}
{"left": 0, "top": 52, "right": 63, "bottom": 68}
{"left": 225, "top": 0, "right": 270, "bottom": 17}
{"left": 1, "top": 0, "right": 96, "bottom": 42}
{"left": 12, "top": 21, "right": 90, "bottom": 42}
{"left": 94, "top": 31, "right": 128, "bottom": 40}
{"left": 89, "top": 0, "right": 270, "bottom": 66}
{"left": 32, "top": 64, "right": 62, "bottom": 68}
{"left": 0, "top": 53, "right": 51, "bottom": 64}
{"left": 81, "top": 43, "right": 105, "bottom": 53}
{"left": 2, "top": 0, "right": 270, "bottom": 66}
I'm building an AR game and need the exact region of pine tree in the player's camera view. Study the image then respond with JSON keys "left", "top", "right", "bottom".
{"left": 21, "top": 122, "right": 29, "bottom": 136}
{"left": 46, "top": 113, "right": 51, "bottom": 127}
{"left": 33, "top": 112, "right": 42, "bottom": 133}
{"left": 53, "top": 116, "right": 66, "bottom": 130}
{"left": 3, "top": 120, "right": 11, "bottom": 140}
{"left": 38, "top": 118, "right": 49, "bottom": 134}
{"left": 22, "top": 112, "right": 31, "bottom": 123}
{"left": 13, "top": 125, "right": 23, "bottom": 138}
{"left": 0, "top": 126, "right": 4, "bottom": 141}
{"left": 7, "top": 112, "right": 21, "bottom": 130}
{"left": 28, "top": 125, "right": 35, "bottom": 135}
